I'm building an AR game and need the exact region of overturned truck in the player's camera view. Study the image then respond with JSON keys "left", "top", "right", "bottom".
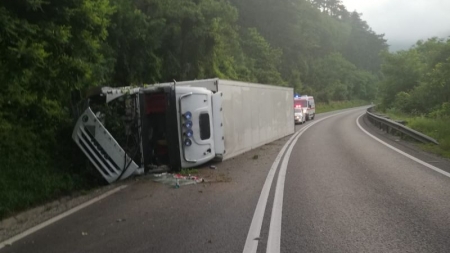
{"left": 72, "top": 79, "right": 294, "bottom": 183}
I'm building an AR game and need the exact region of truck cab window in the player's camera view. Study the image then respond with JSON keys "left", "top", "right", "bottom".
{"left": 199, "top": 113, "right": 211, "bottom": 140}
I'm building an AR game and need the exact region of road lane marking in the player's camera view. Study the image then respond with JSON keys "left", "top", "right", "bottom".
{"left": 244, "top": 108, "right": 362, "bottom": 253}
{"left": 357, "top": 114, "right": 450, "bottom": 178}
{"left": 0, "top": 185, "right": 128, "bottom": 249}
{"left": 242, "top": 126, "right": 305, "bottom": 253}
{"left": 266, "top": 112, "right": 345, "bottom": 253}
{"left": 266, "top": 124, "right": 312, "bottom": 253}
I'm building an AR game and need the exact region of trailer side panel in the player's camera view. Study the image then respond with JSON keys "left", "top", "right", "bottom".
{"left": 218, "top": 80, "right": 294, "bottom": 160}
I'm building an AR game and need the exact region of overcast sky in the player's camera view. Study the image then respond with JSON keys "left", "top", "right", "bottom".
{"left": 341, "top": 0, "right": 450, "bottom": 51}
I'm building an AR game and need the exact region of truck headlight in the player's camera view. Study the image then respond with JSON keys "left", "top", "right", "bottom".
{"left": 184, "top": 120, "right": 192, "bottom": 128}
{"left": 185, "top": 129, "right": 193, "bottom": 137}
{"left": 183, "top": 111, "right": 192, "bottom": 120}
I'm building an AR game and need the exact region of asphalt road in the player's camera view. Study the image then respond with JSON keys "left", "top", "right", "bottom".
{"left": 2, "top": 107, "right": 450, "bottom": 253}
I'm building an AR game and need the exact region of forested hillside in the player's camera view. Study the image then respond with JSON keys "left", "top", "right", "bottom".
{"left": 377, "top": 38, "right": 450, "bottom": 157}
{"left": 379, "top": 38, "right": 450, "bottom": 116}
{"left": 0, "top": 0, "right": 387, "bottom": 218}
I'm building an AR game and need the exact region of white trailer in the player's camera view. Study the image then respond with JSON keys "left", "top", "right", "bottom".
{"left": 72, "top": 79, "right": 294, "bottom": 183}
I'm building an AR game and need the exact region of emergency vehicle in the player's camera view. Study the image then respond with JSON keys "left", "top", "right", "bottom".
{"left": 294, "top": 95, "right": 315, "bottom": 121}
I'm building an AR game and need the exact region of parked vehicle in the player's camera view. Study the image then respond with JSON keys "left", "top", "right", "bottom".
{"left": 72, "top": 79, "right": 294, "bottom": 183}
{"left": 294, "top": 105, "right": 306, "bottom": 124}
{"left": 294, "top": 95, "right": 315, "bottom": 120}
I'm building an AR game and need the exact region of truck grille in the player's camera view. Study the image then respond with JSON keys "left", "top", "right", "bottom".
{"left": 77, "top": 126, "right": 120, "bottom": 178}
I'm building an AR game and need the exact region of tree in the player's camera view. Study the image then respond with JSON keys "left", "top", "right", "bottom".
{"left": 0, "top": 0, "right": 113, "bottom": 218}
{"left": 240, "top": 28, "right": 284, "bottom": 84}
{"left": 379, "top": 37, "right": 450, "bottom": 115}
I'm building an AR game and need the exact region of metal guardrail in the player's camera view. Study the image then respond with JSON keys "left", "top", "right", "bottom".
{"left": 366, "top": 107, "right": 439, "bottom": 145}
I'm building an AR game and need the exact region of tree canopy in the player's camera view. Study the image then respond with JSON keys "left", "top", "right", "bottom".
{"left": 379, "top": 38, "right": 450, "bottom": 117}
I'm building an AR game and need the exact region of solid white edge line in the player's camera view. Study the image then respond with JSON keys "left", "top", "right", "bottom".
{"left": 242, "top": 128, "right": 304, "bottom": 253}
{"left": 265, "top": 125, "right": 311, "bottom": 253}
{"left": 266, "top": 113, "right": 344, "bottom": 253}
{"left": 243, "top": 107, "right": 362, "bottom": 253}
{"left": 0, "top": 185, "right": 128, "bottom": 249}
{"left": 356, "top": 114, "right": 450, "bottom": 178}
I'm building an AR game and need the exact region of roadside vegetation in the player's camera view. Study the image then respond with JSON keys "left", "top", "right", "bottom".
{"left": 316, "top": 100, "right": 369, "bottom": 114}
{"left": 376, "top": 38, "right": 450, "bottom": 159}
{"left": 381, "top": 110, "right": 450, "bottom": 159}
{"left": 0, "top": 0, "right": 386, "bottom": 219}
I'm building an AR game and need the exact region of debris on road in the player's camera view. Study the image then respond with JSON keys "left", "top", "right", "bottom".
{"left": 81, "top": 232, "right": 88, "bottom": 236}
{"left": 252, "top": 155, "right": 259, "bottom": 160}
{"left": 151, "top": 173, "right": 204, "bottom": 188}
{"left": 209, "top": 165, "right": 217, "bottom": 170}
{"left": 116, "top": 218, "right": 126, "bottom": 223}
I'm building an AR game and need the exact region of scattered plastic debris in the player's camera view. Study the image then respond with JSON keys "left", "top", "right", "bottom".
{"left": 252, "top": 155, "right": 259, "bottom": 160}
{"left": 153, "top": 172, "right": 167, "bottom": 178}
{"left": 82, "top": 232, "right": 88, "bottom": 236}
{"left": 209, "top": 165, "right": 217, "bottom": 170}
{"left": 151, "top": 173, "right": 204, "bottom": 188}
{"left": 116, "top": 218, "right": 126, "bottom": 223}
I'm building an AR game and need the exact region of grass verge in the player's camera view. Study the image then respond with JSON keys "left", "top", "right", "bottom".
{"left": 381, "top": 110, "right": 450, "bottom": 159}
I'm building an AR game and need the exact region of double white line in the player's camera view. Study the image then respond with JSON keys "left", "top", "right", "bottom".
{"left": 242, "top": 112, "right": 346, "bottom": 253}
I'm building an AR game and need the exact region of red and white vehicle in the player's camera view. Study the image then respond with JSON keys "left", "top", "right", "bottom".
{"left": 294, "top": 95, "right": 315, "bottom": 121}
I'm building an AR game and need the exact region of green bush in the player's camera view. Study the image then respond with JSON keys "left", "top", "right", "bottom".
{"left": 393, "top": 91, "right": 411, "bottom": 113}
